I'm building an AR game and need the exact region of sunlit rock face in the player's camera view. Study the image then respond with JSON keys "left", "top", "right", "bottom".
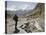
{"left": 19, "top": 17, "right": 44, "bottom": 33}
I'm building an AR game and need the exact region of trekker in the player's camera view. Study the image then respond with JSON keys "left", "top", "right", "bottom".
{"left": 13, "top": 14, "right": 19, "bottom": 33}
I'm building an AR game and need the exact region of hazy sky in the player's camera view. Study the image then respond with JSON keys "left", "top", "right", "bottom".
{"left": 6, "top": 1, "right": 38, "bottom": 16}
{"left": 7, "top": 1, "right": 37, "bottom": 11}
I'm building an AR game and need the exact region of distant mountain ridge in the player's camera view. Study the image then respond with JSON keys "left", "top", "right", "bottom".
{"left": 21, "top": 3, "right": 45, "bottom": 18}
{"left": 6, "top": 3, "right": 44, "bottom": 18}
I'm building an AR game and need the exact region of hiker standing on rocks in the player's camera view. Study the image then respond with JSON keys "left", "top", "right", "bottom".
{"left": 13, "top": 14, "right": 19, "bottom": 33}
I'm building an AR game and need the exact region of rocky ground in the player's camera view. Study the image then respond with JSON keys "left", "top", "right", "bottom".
{"left": 7, "top": 16, "right": 44, "bottom": 34}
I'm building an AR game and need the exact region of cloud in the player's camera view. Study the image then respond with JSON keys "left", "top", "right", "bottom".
{"left": 6, "top": 1, "right": 37, "bottom": 16}
{"left": 7, "top": 1, "right": 37, "bottom": 11}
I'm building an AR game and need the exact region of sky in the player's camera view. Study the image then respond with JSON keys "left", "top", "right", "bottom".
{"left": 5, "top": 1, "right": 38, "bottom": 16}
{"left": 6, "top": 1, "right": 37, "bottom": 11}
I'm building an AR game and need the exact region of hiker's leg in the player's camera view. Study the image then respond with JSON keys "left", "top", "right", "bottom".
{"left": 15, "top": 21, "right": 18, "bottom": 30}
{"left": 14, "top": 21, "right": 19, "bottom": 33}
{"left": 15, "top": 21, "right": 17, "bottom": 27}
